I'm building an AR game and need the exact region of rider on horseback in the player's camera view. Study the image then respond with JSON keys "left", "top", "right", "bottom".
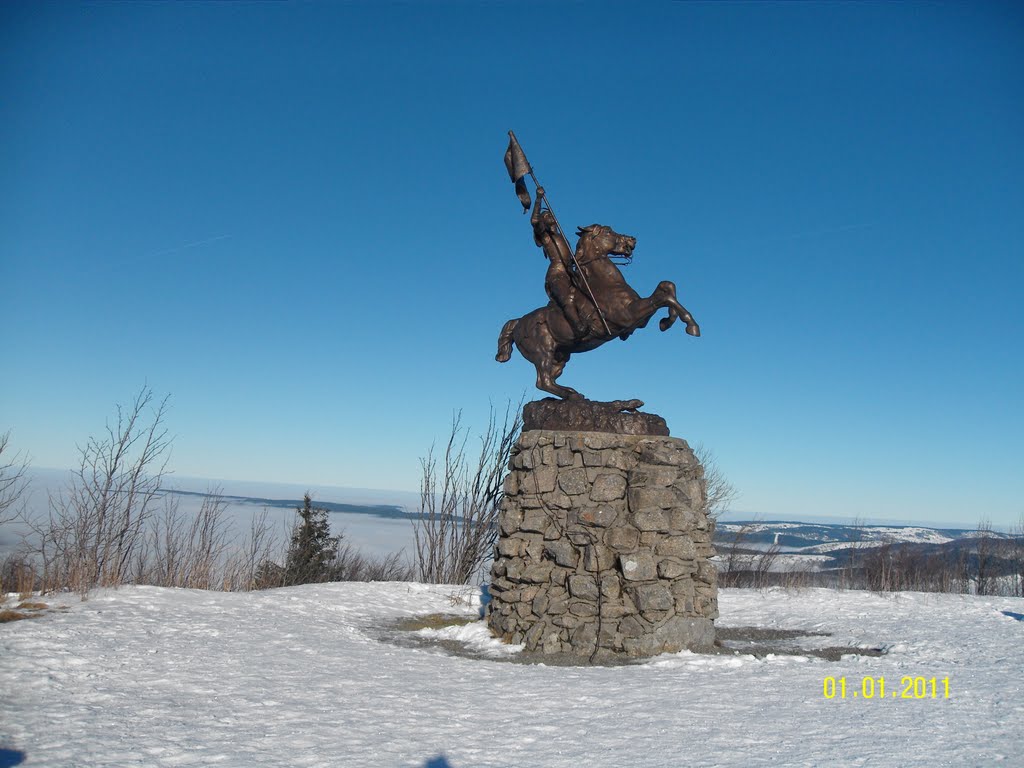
{"left": 532, "top": 187, "right": 589, "bottom": 340}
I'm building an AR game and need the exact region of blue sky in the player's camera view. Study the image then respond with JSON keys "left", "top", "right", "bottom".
{"left": 1, "top": 2, "right": 1021, "bottom": 528}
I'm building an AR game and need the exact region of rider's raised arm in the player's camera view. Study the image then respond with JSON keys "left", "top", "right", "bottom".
{"left": 530, "top": 188, "right": 545, "bottom": 231}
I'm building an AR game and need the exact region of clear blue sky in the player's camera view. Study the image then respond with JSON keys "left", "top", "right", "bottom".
{"left": 2, "top": 2, "right": 1021, "bottom": 528}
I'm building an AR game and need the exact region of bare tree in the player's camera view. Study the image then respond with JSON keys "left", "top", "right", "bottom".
{"left": 0, "top": 431, "right": 31, "bottom": 526}
{"left": 33, "top": 387, "right": 172, "bottom": 594}
{"left": 413, "top": 404, "right": 521, "bottom": 584}
{"left": 694, "top": 444, "right": 739, "bottom": 523}
{"left": 973, "top": 518, "right": 995, "bottom": 596}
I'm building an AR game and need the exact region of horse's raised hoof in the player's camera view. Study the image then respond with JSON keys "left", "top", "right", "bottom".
{"left": 686, "top": 323, "right": 701, "bottom": 337}
{"left": 659, "top": 317, "right": 673, "bottom": 332}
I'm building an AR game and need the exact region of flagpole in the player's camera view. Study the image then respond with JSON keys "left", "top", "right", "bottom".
{"left": 507, "top": 130, "right": 612, "bottom": 337}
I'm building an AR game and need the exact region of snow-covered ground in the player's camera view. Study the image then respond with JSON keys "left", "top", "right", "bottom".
{"left": 2, "top": 584, "right": 1022, "bottom": 767}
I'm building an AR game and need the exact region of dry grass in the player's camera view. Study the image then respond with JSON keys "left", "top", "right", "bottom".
{"left": 0, "top": 608, "right": 40, "bottom": 624}
{"left": 394, "top": 613, "right": 478, "bottom": 632}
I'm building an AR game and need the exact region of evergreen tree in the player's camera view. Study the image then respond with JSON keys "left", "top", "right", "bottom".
{"left": 282, "top": 494, "right": 339, "bottom": 585}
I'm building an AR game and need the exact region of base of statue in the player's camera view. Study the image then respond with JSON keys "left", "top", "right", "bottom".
{"left": 522, "top": 397, "right": 669, "bottom": 436}
{"left": 487, "top": 406, "right": 717, "bottom": 662}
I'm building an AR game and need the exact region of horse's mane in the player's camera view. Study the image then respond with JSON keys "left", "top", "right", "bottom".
{"left": 576, "top": 224, "right": 614, "bottom": 243}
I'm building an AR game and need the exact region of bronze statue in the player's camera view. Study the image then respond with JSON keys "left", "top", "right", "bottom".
{"left": 532, "top": 188, "right": 587, "bottom": 339}
{"left": 498, "top": 131, "right": 700, "bottom": 400}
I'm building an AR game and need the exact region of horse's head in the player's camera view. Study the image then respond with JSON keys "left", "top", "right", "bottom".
{"left": 575, "top": 224, "right": 636, "bottom": 263}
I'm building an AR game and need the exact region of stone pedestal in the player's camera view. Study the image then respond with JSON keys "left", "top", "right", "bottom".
{"left": 487, "top": 414, "right": 718, "bottom": 661}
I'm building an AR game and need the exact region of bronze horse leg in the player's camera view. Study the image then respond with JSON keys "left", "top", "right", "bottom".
{"left": 496, "top": 310, "right": 584, "bottom": 400}
{"left": 625, "top": 280, "right": 700, "bottom": 336}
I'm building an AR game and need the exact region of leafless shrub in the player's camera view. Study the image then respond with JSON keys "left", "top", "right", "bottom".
{"left": 717, "top": 519, "right": 780, "bottom": 589}
{"left": 0, "top": 552, "right": 38, "bottom": 595}
{"left": 1012, "top": 515, "right": 1024, "bottom": 598}
{"left": 30, "top": 387, "right": 172, "bottom": 595}
{"left": 139, "top": 489, "right": 233, "bottom": 589}
{"left": 694, "top": 444, "right": 738, "bottom": 524}
{"left": 222, "top": 508, "right": 282, "bottom": 591}
{"left": 330, "top": 542, "right": 412, "bottom": 582}
{"left": 0, "top": 430, "right": 31, "bottom": 526}
{"left": 413, "top": 404, "right": 522, "bottom": 585}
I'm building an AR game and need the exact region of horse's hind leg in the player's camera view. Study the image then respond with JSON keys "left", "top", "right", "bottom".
{"left": 536, "top": 354, "right": 582, "bottom": 400}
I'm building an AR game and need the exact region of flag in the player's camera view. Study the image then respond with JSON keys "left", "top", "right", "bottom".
{"left": 504, "top": 131, "right": 532, "bottom": 212}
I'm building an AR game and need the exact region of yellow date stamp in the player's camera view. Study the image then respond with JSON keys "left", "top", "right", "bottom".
{"left": 823, "top": 676, "right": 951, "bottom": 700}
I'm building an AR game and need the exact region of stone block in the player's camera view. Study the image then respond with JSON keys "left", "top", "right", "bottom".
{"left": 496, "top": 537, "right": 524, "bottom": 558}
{"left": 540, "top": 445, "right": 556, "bottom": 466}
{"left": 628, "top": 486, "right": 682, "bottom": 511}
{"left": 627, "top": 465, "right": 678, "bottom": 488}
{"left": 657, "top": 557, "right": 691, "bottom": 579}
{"left": 520, "top": 563, "right": 552, "bottom": 583}
{"left": 547, "top": 597, "right": 568, "bottom": 615}
{"left": 544, "top": 540, "right": 578, "bottom": 568}
{"left": 671, "top": 478, "right": 705, "bottom": 508}
{"left": 574, "top": 506, "right": 618, "bottom": 528}
{"left": 522, "top": 621, "right": 542, "bottom": 649}
{"left": 619, "top": 551, "right": 656, "bottom": 581}
{"left": 599, "top": 603, "right": 629, "bottom": 619}
{"left": 653, "top": 616, "right": 715, "bottom": 651}
{"left": 605, "top": 450, "right": 635, "bottom": 471}
{"left": 545, "top": 490, "right": 573, "bottom": 509}
{"left": 520, "top": 495, "right": 545, "bottom": 509}
{"left": 618, "top": 615, "right": 648, "bottom": 639}
{"left": 520, "top": 511, "right": 548, "bottom": 533}
{"left": 499, "top": 504, "right": 523, "bottom": 535}
{"left": 629, "top": 508, "right": 669, "bottom": 532}
{"left": 655, "top": 537, "right": 697, "bottom": 559}
{"left": 558, "top": 467, "right": 590, "bottom": 495}
{"left": 632, "top": 583, "right": 674, "bottom": 613}
{"left": 555, "top": 447, "right": 574, "bottom": 466}
{"left": 524, "top": 536, "right": 546, "bottom": 561}
{"left": 568, "top": 600, "right": 598, "bottom": 618}
{"left": 526, "top": 465, "right": 557, "bottom": 493}
{"left": 590, "top": 473, "right": 626, "bottom": 501}
{"left": 670, "top": 580, "right": 696, "bottom": 604}
{"left": 532, "top": 591, "right": 550, "bottom": 616}
{"left": 636, "top": 439, "right": 690, "bottom": 466}
{"left": 542, "top": 631, "right": 563, "bottom": 654}
{"left": 581, "top": 450, "right": 604, "bottom": 467}
{"left": 568, "top": 573, "right": 599, "bottom": 600}
{"left": 571, "top": 622, "right": 598, "bottom": 650}
{"left": 604, "top": 525, "right": 640, "bottom": 552}
{"left": 584, "top": 543, "right": 616, "bottom": 572}
{"left": 600, "top": 574, "right": 621, "bottom": 600}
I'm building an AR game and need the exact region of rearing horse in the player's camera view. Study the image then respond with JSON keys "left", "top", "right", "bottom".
{"left": 496, "top": 224, "right": 700, "bottom": 399}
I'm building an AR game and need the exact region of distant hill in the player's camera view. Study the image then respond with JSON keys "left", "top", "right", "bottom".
{"left": 714, "top": 520, "right": 1023, "bottom": 581}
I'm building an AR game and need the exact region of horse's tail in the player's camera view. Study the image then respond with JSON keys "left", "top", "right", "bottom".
{"left": 496, "top": 318, "right": 518, "bottom": 362}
